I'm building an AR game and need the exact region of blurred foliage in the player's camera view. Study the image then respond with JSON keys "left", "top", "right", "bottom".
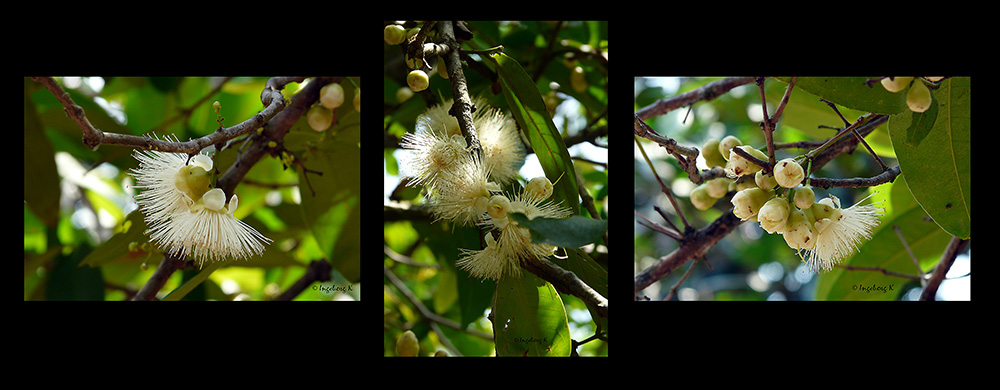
{"left": 634, "top": 77, "right": 969, "bottom": 301}
{"left": 385, "top": 21, "right": 607, "bottom": 356}
{"left": 24, "top": 76, "right": 361, "bottom": 301}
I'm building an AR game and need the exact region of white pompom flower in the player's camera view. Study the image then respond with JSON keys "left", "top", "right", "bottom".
{"left": 457, "top": 177, "right": 571, "bottom": 281}
{"left": 802, "top": 193, "right": 884, "bottom": 273}
{"left": 130, "top": 135, "right": 271, "bottom": 266}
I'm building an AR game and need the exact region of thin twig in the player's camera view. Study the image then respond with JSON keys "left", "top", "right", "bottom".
{"left": 756, "top": 77, "right": 776, "bottom": 168}
{"left": 894, "top": 225, "right": 926, "bottom": 284}
{"left": 438, "top": 21, "right": 482, "bottom": 158}
{"left": 635, "top": 77, "right": 756, "bottom": 120}
{"left": 835, "top": 264, "right": 921, "bottom": 280}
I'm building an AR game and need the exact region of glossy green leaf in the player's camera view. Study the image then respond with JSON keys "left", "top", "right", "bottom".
{"left": 904, "top": 91, "right": 937, "bottom": 147}
{"left": 889, "top": 77, "right": 970, "bottom": 239}
{"left": 776, "top": 77, "right": 907, "bottom": 114}
{"left": 508, "top": 213, "right": 607, "bottom": 248}
{"left": 486, "top": 52, "right": 580, "bottom": 215}
{"left": 493, "top": 271, "right": 571, "bottom": 356}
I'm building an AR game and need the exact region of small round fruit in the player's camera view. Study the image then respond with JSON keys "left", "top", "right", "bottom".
{"left": 906, "top": 79, "right": 932, "bottom": 113}
{"left": 307, "top": 105, "right": 333, "bottom": 132}
{"left": 319, "top": 83, "right": 344, "bottom": 109}
{"left": 880, "top": 77, "right": 913, "bottom": 93}
{"left": 407, "top": 70, "right": 429, "bottom": 92}
{"left": 396, "top": 330, "right": 419, "bottom": 357}
{"left": 718, "top": 136, "right": 743, "bottom": 161}
{"left": 384, "top": 24, "right": 406, "bottom": 45}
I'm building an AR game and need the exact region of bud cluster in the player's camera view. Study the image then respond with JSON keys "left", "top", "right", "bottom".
{"left": 880, "top": 77, "right": 943, "bottom": 113}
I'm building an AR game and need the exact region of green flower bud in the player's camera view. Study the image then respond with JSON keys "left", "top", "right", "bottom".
{"left": 396, "top": 330, "right": 419, "bottom": 357}
{"left": 407, "top": 70, "right": 429, "bottom": 92}
{"left": 690, "top": 185, "right": 718, "bottom": 211}
{"left": 718, "top": 135, "right": 743, "bottom": 161}
{"left": 384, "top": 24, "right": 406, "bottom": 45}
{"left": 701, "top": 139, "right": 727, "bottom": 168}
{"left": 175, "top": 165, "right": 211, "bottom": 203}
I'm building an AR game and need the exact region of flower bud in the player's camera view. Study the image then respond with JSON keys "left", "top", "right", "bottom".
{"left": 487, "top": 194, "right": 511, "bottom": 219}
{"left": 755, "top": 171, "right": 778, "bottom": 189}
{"left": 701, "top": 139, "right": 727, "bottom": 168}
{"left": 307, "top": 105, "right": 333, "bottom": 132}
{"left": 704, "top": 177, "right": 729, "bottom": 199}
{"left": 758, "top": 197, "right": 790, "bottom": 234}
{"left": 783, "top": 208, "right": 818, "bottom": 250}
{"left": 690, "top": 185, "right": 717, "bottom": 210}
{"left": 524, "top": 177, "right": 554, "bottom": 200}
{"left": 396, "top": 330, "right": 419, "bottom": 357}
{"left": 407, "top": 70, "right": 429, "bottom": 92}
{"left": 730, "top": 187, "right": 774, "bottom": 221}
{"left": 794, "top": 186, "right": 815, "bottom": 209}
{"left": 320, "top": 83, "right": 345, "bottom": 110}
{"left": 774, "top": 158, "right": 804, "bottom": 188}
{"left": 725, "top": 145, "right": 767, "bottom": 177}
{"left": 906, "top": 79, "right": 932, "bottom": 113}
{"left": 880, "top": 77, "right": 913, "bottom": 93}
{"left": 718, "top": 135, "right": 742, "bottom": 161}
{"left": 384, "top": 24, "right": 406, "bottom": 45}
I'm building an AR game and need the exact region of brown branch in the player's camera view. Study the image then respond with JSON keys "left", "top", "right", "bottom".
{"left": 523, "top": 256, "right": 607, "bottom": 319}
{"left": 32, "top": 76, "right": 290, "bottom": 154}
{"left": 130, "top": 254, "right": 189, "bottom": 301}
{"left": 438, "top": 21, "right": 482, "bottom": 158}
{"left": 272, "top": 259, "right": 332, "bottom": 301}
{"left": 919, "top": 236, "right": 969, "bottom": 301}
{"left": 635, "top": 76, "right": 756, "bottom": 120}
{"left": 634, "top": 209, "right": 742, "bottom": 300}
{"left": 809, "top": 165, "right": 901, "bottom": 189}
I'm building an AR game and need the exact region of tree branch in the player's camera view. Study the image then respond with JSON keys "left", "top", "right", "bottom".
{"left": 919, "top": 236, "right": 969, "bottom": 301}
{"left": 438, "top": 20, "right": 482, "bottom": 158}
{"left": 635, "top": 76, "right": 756, "bottom": 120}
{"left": 32, "top": 76, "right": 290, "bottom": 154}
{"left": 523, "top": 256, "right": 607, "bottom": 319}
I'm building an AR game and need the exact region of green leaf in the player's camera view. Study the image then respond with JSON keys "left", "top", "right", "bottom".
{"left": 493, "top": 272, "right": 571, "bottom": 356}
{"left": 888, "top": 77, "right": 970, "bottom": 239}
{"left": 486, "top": 52, "right": 580, "bottom": 215}
{"left": 508, "top": 213, "right": 607, "bottom": 248}
{"left": 775, "top": 77, "right": 907, "bottom": 114}
{"left": 904, "top": 91, "right": 938, "bottom": 147}
{"left": 23, "top": 78, "right": 61, "bottom": 228}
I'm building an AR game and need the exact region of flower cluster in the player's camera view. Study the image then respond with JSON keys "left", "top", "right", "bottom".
{"left": 130, "top": 135, "right": 272, "bottom": 266}
{"left": 399, "top": 98, "right": 571, "bottom": 280}
{"left": 731, "top": 181, "right": 884, "bottom": 273}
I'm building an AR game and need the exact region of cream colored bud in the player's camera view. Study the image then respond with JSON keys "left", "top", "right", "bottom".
{"left": 755, "top": 171, "right": 778, "bottom": 189}
{"left": 725, "top": 146, "right": 767, "bottom": 177}
{"left": 524, "top": 177, "right": 554, "bottom": 200}
{"left": 794, "top": 186, "right": 815, "bottom": 209}
{"left": 758, "top": 197, "right": 790, "bottom": 234}
{"left": 906, "top": 79, "right": 932, "bottom": 113}
{"left": 783, "top": 208, "right": 818, "bottom": 250}
{"left": 774, "top": 158, "right": 804, "bottom": 188}
{"left": 487, "top": 195, "right": 511, "bottom": 219}
{"left": 730, "top": 187, "right": 774, "bottom": 221}
{"left": 704, "top": 178, "right": 729, "bottom": 199}
{"left": 880, "top": 77, "right": 913, "bottom": 93}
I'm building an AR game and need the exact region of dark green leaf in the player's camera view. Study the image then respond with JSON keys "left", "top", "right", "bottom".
{"left": 509, "top": 213, "right": 608, "bottom": 248}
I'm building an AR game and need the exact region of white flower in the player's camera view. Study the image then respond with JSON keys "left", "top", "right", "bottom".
{"left": 426, "top": 153, "right": 500, "bottom": 226}
{"left": 457, "top": 179, "right": 571, "bottom": 281}
{"left": 803, "top": 193, "right": 884, "bottom": 273}
{"left": 130, "top": 135, "right": 271, "bottom": 266}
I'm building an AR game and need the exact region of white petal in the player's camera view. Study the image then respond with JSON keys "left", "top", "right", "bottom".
{"left": 228, "top": 194, "right": 239, "bottom": 215}
{"left": 190, "top": 154, "right": 213, "bottom": 171}
{"left": 202, "top": 188, "right": 226, "bottom": 211}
